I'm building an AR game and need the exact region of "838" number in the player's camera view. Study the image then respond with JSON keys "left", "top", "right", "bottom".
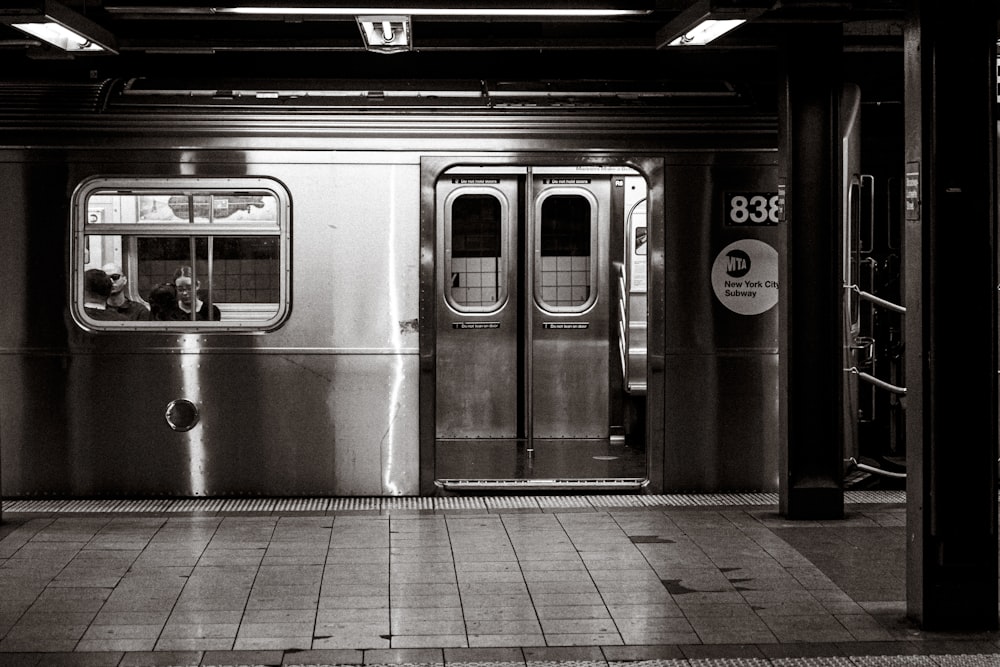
{"left": 725, "top": 192, "right": 780, "bottom": 226}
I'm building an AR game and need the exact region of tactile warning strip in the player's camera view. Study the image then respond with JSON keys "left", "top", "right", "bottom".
{"left": 770, "top": 659, "right": 855, "bottom": 666}
{"left": 845, "top": 657, "right": 939, "bottom": 666}
{"left": 274, "top": 658, "right": 1000, "bottom": 667}
{"left": 156, "top": 656, "right": 1000, "bottom": 667}
{"left": 922, "top": 655, "right": 1000, "bottom": 666}
{"left": 686, "top": 659, "right": 772, "bottom": 666}
{"left": 0, "top": 490, "right": 906, "bottom": 514}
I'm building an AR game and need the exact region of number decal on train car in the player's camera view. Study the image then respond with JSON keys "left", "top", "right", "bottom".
{"left": 724, "top": 192, "right": 780, "bottom": 226}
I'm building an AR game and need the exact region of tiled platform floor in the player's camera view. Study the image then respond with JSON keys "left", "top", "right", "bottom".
{"left": 0, "top": 493, "right": 998, "bottom": 666}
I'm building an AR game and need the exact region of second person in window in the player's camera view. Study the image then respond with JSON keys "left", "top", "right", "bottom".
{"left": 168, "top": 265, "right": 222, "bottom": 321}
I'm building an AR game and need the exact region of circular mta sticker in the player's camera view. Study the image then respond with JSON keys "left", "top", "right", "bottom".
{"left": 711, "top": 239, "right": 779, "bottom": 315}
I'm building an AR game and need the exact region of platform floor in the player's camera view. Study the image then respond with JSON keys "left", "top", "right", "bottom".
{"left": 0, "top": 491, "right": 998, "bottom": 667}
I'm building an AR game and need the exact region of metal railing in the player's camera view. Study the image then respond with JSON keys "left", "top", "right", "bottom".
{"left": 617, "top": 264, "right": 629, "bottom": 383}
{"left": 848, "top": 367, "right": 906, "bottom": 395}
{"left": 844, "top": 282, "right": 907, "bottom": 394}
{"left": 849, "top": 283, "right": 907, "bottom": 314}
{"left": 617, "top": 263, "right": 646, "bottom": 394}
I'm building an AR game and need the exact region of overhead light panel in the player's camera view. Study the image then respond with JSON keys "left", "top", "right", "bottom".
{"left": 0, "top": 0, "right": 117, "bottom": 54}
{"left": 107, "top": 4, "right": 652, "bottom": 18}
{"left": 666, "top": 18, "right": 744, "bottom": 46}
{"left": 357, "top": 15, "right": 410, "bottom": 54}
{"left": 656, "top": 0, "right": 770, "bottom": 48}
{"left": 226, "top": 6, "right": 648, "bottom": 16}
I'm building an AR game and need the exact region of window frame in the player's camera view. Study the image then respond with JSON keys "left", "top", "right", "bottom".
{"left": 70, "top": 176, "right": 291, "bottom": 332}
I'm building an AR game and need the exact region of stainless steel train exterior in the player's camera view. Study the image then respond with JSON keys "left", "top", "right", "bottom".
{"left": 0, "top": 78, "right": 781, "bottom": 498}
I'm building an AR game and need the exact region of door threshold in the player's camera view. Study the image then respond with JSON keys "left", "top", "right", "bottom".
{"left": 435, "top": 478, "right": 649, "bottom": 492}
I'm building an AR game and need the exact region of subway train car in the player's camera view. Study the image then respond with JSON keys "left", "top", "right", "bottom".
{"left": 0, "top": 77, "right": 784, "bottom": 498}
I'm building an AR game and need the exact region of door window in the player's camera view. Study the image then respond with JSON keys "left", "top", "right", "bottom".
{"left": 536, "top": 192, "right": 596, "bottom": 311}
{"left": 446, "top": 191, "right": 507, "bottom": 312}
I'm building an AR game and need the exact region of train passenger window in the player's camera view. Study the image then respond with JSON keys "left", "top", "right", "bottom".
{"left": 446, "top": 191, "right": 507, "bottom": 312}
{"left": 72, "top": 178, "right": 290, "bottom": 331}
{"left": 536, "top": 193, "right": 596, "bottom": 311}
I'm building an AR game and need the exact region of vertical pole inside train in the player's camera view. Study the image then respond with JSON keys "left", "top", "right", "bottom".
{"left": 608, "top": 175, "right": 627, "bottom": 443}
{"left": 522, "top": 171, "right": 533, "bottom": 454}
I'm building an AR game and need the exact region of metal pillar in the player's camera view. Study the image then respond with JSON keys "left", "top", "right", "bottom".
{"left": 903, "top": 0, "right": 998, "bottom": 630}
{"left": 778, "top": 25, "right": 846, "bottom": 519}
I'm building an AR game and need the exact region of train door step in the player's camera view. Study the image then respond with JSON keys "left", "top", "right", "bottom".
{"left": 435, "top": 478, "right": 649, "bottom": 492}
{"left": 435, "top": 437, "right": 646, "bottom": 482}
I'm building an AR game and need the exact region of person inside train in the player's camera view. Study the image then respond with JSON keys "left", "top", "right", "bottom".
{"left": 101, "top": 262, "right": 150, "bottom": 320}
{"left": 147, "top": 282, "right": 181, "bottom": 320}
{"left": 83, "top": 269, "right": 128, "bottom": 321}
{"left": 168, "top": 265, "right": 221, "bottom": 321}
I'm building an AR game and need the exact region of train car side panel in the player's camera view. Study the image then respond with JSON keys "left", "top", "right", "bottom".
{"left": 0, "top": 153, "right": 421, "bottom": 497}
{"left": 662, "top": 153, "right": 780, "bottom": 492}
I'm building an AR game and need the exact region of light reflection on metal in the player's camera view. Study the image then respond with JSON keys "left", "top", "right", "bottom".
{"left": 180, "top": 334, "right": 207, "bottom": 495}
{"left": 384, "top": 165, "right": 403, "bottom": 495}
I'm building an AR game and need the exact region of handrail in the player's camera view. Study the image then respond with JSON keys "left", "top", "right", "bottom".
{"left": 846, "top": 284, "right": 906, "bottom": 314}
{"left": 617, "top": 262, "right": 647, "bottom": 394}
{"left": 846, "top": 367, "right": 907, "bottom": 395}
{"left": 617, "top": 265, "right": 629, "bottom": 381}
{"left": 861, "top": 174, "right": 875, "bottom": 254}
{"left": 847, "top": 457, "right": 907, "bottom": 479}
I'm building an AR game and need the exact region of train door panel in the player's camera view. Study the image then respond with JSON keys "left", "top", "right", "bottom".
{"left": 434, "top": 166, "right": 643, "bottom": 486}
{"left": 531, "top": 177, "right": 610, "bottom": 440}
{"left": 436, "top": 177, "right": 519, "bottom": 439}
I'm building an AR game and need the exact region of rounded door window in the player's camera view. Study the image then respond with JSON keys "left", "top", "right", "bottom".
{"left": 446, "top": 191, "right": 507, "bottom": 312}
{"left": 536, "top": 192, "right": 596, "bottom": 312}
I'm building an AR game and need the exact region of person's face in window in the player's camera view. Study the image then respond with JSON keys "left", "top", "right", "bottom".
{"left": 175, "top": 276, "right": 196, "bottom": 306}
{"left": 102, "top": 263, "right": 126, "bottom": 295}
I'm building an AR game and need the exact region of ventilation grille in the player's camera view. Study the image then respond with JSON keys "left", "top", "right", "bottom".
{"left": 0, "top": 80, "right": 111, "bottom": 115}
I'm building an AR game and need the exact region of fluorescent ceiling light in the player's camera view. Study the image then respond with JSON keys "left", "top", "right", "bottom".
{"left": 1, "top": 0, "right": 117, "bottom": 54}
{"left": 665, "top": 18, "right": 744, "bottom": 46}
{"left": 12, "top": 21, "right": 107, "bottom": 51}
{"left": 656, "top": 0, "right": 769, "bottom": 49}
{"left": 214, "top": 7, "right": 650, "bottom": 16}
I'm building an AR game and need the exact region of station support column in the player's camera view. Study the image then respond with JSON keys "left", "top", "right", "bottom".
{"left": 903, "top": 0, "right": 998, "bottom": 630}
{"left": 777, "top": 25, "right": 845, "bottom": 520}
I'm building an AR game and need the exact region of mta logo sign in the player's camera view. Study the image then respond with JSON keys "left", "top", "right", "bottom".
{"left": 725, "top": 250, "right": 751, "bottom": 278}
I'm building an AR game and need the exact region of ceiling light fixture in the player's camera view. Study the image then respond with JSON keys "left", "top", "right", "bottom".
{"left": 656, "top": 0, "right": 770, "bottom": 48}
{"left": 357, "top": 15, "right": 411, "bottom": 53}
{"left": 104, "top": 0, "right": 653, "bottom": 19}
{"left": 185, "top": 6, "right": 651, "bottom": 17}
{"left": 0, "top": 0, "right": 117, "bottom": 53}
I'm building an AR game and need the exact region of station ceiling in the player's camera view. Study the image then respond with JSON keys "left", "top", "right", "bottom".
{"left": 0, "top": 1, "right": 907, "bottom": 101}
